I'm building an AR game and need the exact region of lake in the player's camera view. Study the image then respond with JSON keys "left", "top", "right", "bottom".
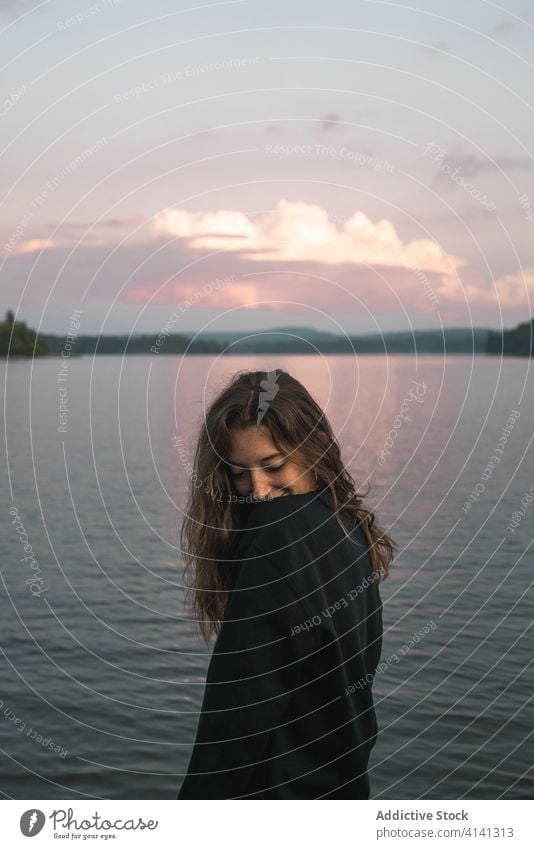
{"left": 1, "top": 353, "right": 532, "bottom": 799}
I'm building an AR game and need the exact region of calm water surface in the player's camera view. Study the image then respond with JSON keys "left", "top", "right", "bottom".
{"left": 1, "top": 354, "right": 532, "bottom": 799}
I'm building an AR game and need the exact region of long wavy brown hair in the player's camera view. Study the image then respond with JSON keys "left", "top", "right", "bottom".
{"left": 180, "top": 369, "right": 396, "bottom": 643}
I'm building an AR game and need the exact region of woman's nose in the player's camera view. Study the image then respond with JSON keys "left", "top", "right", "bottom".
{"left": 249, "top": 470, "right": 272, "bottom": 499}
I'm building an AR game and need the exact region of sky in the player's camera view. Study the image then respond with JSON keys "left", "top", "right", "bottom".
{"left": 1, "top": 0, "right": 534, "bottom": 336}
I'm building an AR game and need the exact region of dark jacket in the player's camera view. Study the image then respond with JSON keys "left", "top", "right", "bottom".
{"left": 177, "top": 488, "right": 383, "bottom": 799}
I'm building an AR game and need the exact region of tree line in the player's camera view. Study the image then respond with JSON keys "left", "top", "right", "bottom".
{"left": 1, "top": 310, "right": 532, "bottom": 357}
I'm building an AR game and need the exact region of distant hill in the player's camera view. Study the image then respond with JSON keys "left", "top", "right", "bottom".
{"left": 5, "top": 309, "right": 528, "bottom": 357}
{"left": 218, "top": 326, "right": 491, "bottom": 354}
{"left": 36, "top": 325, "right": 490, "bottom": 355}
{"left": 198, "top": 326, "right": 339, "bottom": 346}
{"left": 0, "top": 310, "right": 48, "bottom": 357}
{"left": 38, "top": 332, "right": 220, "bottom": 355}
{"left": 487, "top": 318, "right": 534, "bottom": 357}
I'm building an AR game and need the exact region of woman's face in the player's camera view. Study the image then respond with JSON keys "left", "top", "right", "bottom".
{"left": 227, "top": 425, "right": 316, "bottom": 500}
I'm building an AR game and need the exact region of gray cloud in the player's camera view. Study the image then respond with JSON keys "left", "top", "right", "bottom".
{"left": 434, "top": 152, "right": 533, "bottom": 182}
{"left": 46, "top": 217, "right": 146, "bottom": 231}
{"left": 490, "top": 21, "right": 516, "bottom": 35}
{"left": 426, "top": 41, "right": 452, "bottom": 55}
{"left": 318, "top": 113, "right": 341, "bottom": 131}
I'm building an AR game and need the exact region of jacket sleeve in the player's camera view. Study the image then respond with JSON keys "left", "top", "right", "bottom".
{"left": 177, "top": 543, "right": 317, "bottom": 799}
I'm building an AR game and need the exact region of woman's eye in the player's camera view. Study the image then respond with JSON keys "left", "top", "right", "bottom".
{"left": 230, "top": 461, "right": 286, "bottom": 478}
{"left": 266, "top": 462, "right": 286, "bottom": 473}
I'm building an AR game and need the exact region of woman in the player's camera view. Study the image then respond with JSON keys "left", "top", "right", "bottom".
{"left": 177, "top": 368, "right": 395, "bottom": 799}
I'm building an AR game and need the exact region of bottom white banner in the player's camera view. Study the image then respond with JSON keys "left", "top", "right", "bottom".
{"left": 3, "top": 800, "right": 532, "bottom": 848}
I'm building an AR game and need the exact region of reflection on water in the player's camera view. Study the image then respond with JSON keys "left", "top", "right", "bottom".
{"left": 1, "top": 354, "right": 532, "bottom": 798}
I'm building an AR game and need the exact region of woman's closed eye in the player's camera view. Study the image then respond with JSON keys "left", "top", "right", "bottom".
{"left": 231, "top": 460, "right": 286, "bottom": 479}
{"left": 264, "top": 461, "right": 286, "bottom": 473}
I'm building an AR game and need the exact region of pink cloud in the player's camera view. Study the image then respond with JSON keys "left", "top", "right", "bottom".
{"left": 318, "top": 112, "right": 341, "bottom": 131}
{"left": 151, "top": 199, "right": 465, "bottom": 275}
{"left": 4, "top": 199, "right": 533, "bottom": 321}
